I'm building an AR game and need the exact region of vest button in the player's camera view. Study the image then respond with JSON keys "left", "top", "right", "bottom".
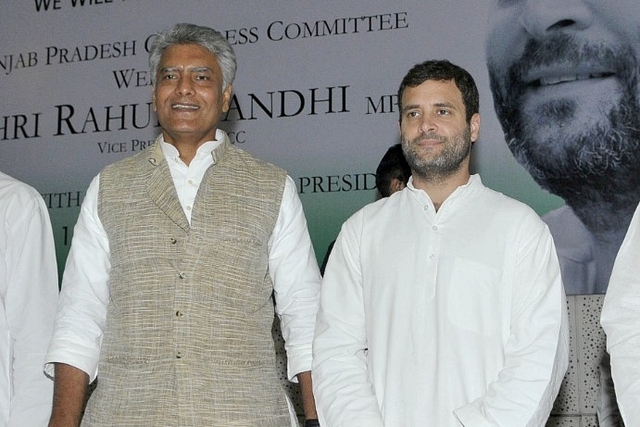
{"left": 176, "top": 310, "right": 184, "bottom": 317}
{"left": 170, "top": 237, "right": 177, "bottom": 244}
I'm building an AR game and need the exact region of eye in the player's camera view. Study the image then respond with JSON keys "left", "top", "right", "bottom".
{"left": 406, "top": 110, "right": 420, "bottom": 119}
{"left": 437, "top": 109, "right": 450, "bottom": 116}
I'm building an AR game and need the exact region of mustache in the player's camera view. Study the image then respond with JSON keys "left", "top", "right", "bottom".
{"left": 507, "top": 33, "right": 621, "bottom": 87}
{"left": 487, "top": 34, "right": 640, "bottom": 206}
{"left": 412, "top": 132, "right": 446, "bottom": 144}
{"left": 489, "top": 33, "right": 639, "bottom": 135}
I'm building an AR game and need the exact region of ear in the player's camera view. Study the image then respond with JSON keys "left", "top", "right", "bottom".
{"left": 390, "top": 178, "right": 406, "bottom": 194}
{"left": 221, "top": 84, "right": 233, "bottom": 113}
{"left": 469, "top": 113, "right": 481, "bottom": 143}
{"left": 152, "top": 87, "right": 157, "bottom": 112}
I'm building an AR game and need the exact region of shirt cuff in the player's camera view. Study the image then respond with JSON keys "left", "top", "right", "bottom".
{"left": 44, "top": 337, "right": 101, "bottom": 382}
{"left": 454, "top": 399, "right": 494, "bottom": 427}
{"left": 286, "top": 345, "right": 313, "bottom": 383}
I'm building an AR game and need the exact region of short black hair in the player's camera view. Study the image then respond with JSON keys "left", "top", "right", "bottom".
{"left": 375, "top": 143, "right": 411, "bottom": 197}
{"left": 397, "top": 59, "right": 479, "bottom": 123}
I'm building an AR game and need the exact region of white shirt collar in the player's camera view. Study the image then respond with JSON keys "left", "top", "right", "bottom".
{"left": 158, "top": 129, "right": 227, "bottom": 166}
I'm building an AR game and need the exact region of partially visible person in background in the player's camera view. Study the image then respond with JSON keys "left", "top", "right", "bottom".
{"left": 320, "top": 143, "right": 411, "bottom": 275}
{"left": 0, "top": 170, "right": 58, "bottom": 426}
{"left": 601, "top": 201, "right": 640, "bottom": 426}
{"left": 374, "top": 143, "right": 411, "bottom": 199}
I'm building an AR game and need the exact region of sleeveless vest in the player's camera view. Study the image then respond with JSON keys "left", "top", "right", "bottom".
{"left": 84, "top": 138, "right": 290, "bottom": 426}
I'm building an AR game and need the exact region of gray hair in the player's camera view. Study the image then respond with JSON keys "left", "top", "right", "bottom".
{"left": 148, "top": 23, "right": 237, "bottom": 90}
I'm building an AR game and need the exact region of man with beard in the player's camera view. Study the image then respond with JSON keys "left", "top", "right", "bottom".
{"left": 486, "top": 3, "right": 640, "bottom": 425}
{"left": 312, "top": 60, "right": 569, "bottom": 427}
{"left": 485, "top": 2, "right": 640, "bottom": 296}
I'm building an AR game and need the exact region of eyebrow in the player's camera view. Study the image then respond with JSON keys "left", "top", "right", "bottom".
{"left": 190, "top": 67, "right": 214, "bottom": 73}
{"left": 401, "top": 103, "right": 420, "bottom": 113}
{"left": 432, "top": 101, "right": 457, "bottom": 110}
{"left": 159, "top": 66, "right": 214, "bottom": 73}
{"left": 401, "top": 101, "right": 457, "bottom": 113}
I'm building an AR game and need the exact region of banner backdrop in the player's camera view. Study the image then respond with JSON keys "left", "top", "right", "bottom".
{"left": 1, "top": 0, "right": 562, "bottom": 271}
{"left": 1, "top": 1, "right": 621, "bottom": 425}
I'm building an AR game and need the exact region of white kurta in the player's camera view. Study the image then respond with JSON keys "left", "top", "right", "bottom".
{"left": 0, "top": 171, "right": 58, "bottom": 427}
{"left": 313, "top": 175, "right": 569, "bottom": 427}
{"left": 601, "top": 201, "right": 640, "bottom": 426}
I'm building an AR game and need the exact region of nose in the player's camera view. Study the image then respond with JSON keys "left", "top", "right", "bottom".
{"left": 419, "top": 115, "right": 437, "bottom": 134}
{"left": 520, "top": 0, "right": 593, "bottom": 38}
{"left": 176, "top": 76, "right": 195, "bottom": 96}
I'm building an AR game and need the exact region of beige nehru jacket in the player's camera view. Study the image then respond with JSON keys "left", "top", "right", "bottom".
{"left": 84, "top": 140, "right": 289, "bottom": 426}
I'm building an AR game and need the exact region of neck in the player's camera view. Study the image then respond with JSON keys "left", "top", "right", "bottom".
{"left": 412, "top": 169, "right": 470, "bottom": 211}
{"left": 566, "top": 190, "right": 637, "bottom": 235}
{"left": 163, "top": 131, "right": 218, "bottom": 166}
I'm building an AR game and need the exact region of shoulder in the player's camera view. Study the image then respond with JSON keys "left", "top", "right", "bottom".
{"left": 0, "top": 171, "right": 45, "bottom": 211}
{"left": 542, "top": 205, "right": 581, "bottom": 233}
{"left": 226, "top": 144, "right": 286, "bottom": 176}
{"left": 542, "top": 205, "right": 591, "bottom": 253}
{"left": 467, "top": 182, "right": 551, "bottom": 244}
{"left": 101, "top": 144, "right": 157, "bottom": 174}
{"left": 0, "top": 172, "right": 50, "bottom": 240}
{"left": 342, "top": 190, "right": 403, "bottom": 231}
{"left": 475, "top": 180, "right": 541, "bottom": 221}
{"left": 221, "top": 145, "right": 288, "bottom": 190}
{"left": 99, "top": 144, "right": 161, "bottom": 189}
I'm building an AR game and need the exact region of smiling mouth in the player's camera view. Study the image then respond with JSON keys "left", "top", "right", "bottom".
{"left": 529, "top": 72, "right": 615, "bottom": 88}
{"left": 171, "top": 103, "right": 199, "bottom": 110}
